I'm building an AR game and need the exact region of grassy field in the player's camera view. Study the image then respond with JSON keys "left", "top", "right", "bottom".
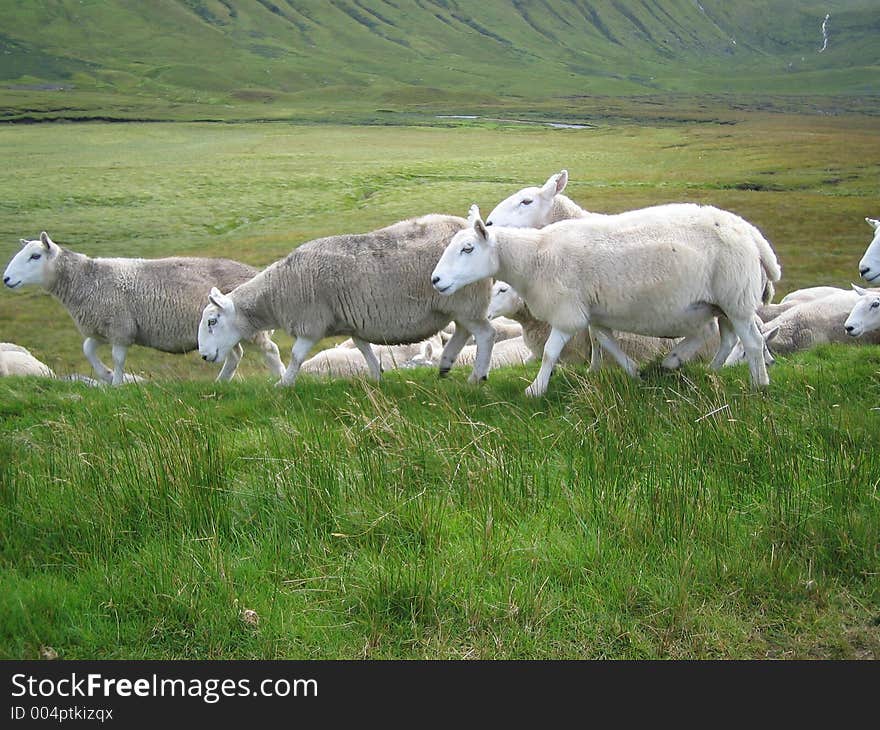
{"left": 0, "top": 111, "right": 879, "bottom": 658}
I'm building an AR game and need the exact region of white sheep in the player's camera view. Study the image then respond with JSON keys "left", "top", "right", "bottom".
{"left": 198, "top": 215, "right": 495, "bottom": 387}
{"left": 485, "top": 169, "right": 603, "bottom": 229}
{"left": 301, "top": 335, "right": 444, "bottom": 379}
{"left": 453, "top": 335, "right": 534, "bottom": 369}
{"left": 858, "top": 217, "right": 880, "bottom": 283}
{"left": 758, "top": 285, "right": 847, "bottom": 321}
{"left": 845, "top": 285, "right": 880, "bottom": 338}
{"left": 3, "top": 233, "right": 284, "bottom": 385}
{"left": 486, "top": 171, "right": 777, "bottom": 366}
{"left": 0, "top": 343, "right": 54, "bottom": 378}
{"left": 432, "top": 204, "right": 780, "bottom": 396}
{"left": 487, "top": 279, "right": 715, "bottom": 370}
{"left": 726, "top": 287, "right": 880, "bottom": 365}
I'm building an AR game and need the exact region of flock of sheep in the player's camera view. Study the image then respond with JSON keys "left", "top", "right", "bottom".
{"left": 3, "top": 171, "right": 880, "bottom": 396}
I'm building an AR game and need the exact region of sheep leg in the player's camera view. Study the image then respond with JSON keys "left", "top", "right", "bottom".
{"left": 83, "top": 337, "right": 113, "bottom": 383}
{"left": 254, "top": 330, "right": 285, "bottom": 378}
{"left": 110, "top": 344, "right": 128, "bottom": 386}
{"left": 709, "top": 316, "right": 738, "bottom": 370}
{"left": 352, "top": 337, "right": 382, "bottom": 381}
{"left": 592, "top": 326, "right": 640, "bottom": 378}
{"left": 216, "top": 343, "right": 243, "bottom": 381}
{"left": 437, "top": 322, "right": 471, "bottom": 377}
{"left": 730, "top": 316, "right": 769, "bottom": 389}
{"left": 526, "top": 327, "right": 572, "bottom": 397}
{"left": 458, "top": 317, "right": 496, "bottom": 383}
{"left": 662, "top": 320, "right": 717, "bottom": 370}
{"left": 588, "top": 328, "right": 603, "bottom": 371}
{"left": 277, "top": 336, "right": 316, "bottom": 387}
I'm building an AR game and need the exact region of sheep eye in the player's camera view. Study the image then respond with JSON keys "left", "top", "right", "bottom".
{"left": 521, "top": 199, "right": 533, "bottom": 206}
{"left": 871, "top": 301, "right": 880, "bottom": 309}
{"left": 207, "top": 317, "right": 218, "bottom": 327}
{"left": 28, "top": 253, "right": 41, "bottom": 261}
{"left": 499, "top": 287, "right": 508, "bottom": 293}
{"left": 462, "top": 245, "right": 474, "bottom": 254}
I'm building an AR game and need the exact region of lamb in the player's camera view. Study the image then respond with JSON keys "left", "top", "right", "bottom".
{"left": 432, "top": 204, "right": 780, "bottom": 396}
{"left": 3, "top": 233, "right": 285, "bottom": 385}
{"left": 725, "top": 287, "right": 880, "bottom": 365}
{"left": 0, "top": 342, "right": 54, "bottom": 378}
{"left": 844, "top": 285, "right": 880, "bottom": 338}
{"left": 858, "top": 217, "right": 880, "bottom": 283}
{"left": 487, "top": 279, "right": 714, "bottom": 369}
{"left": 197, "top": 215, "right": 495, "bottom": 387}
{"left": 301, "top": 335, "right": 444, "bottom": 379}
{"left": 757, "top": 285, "right": 847, "bottom": 321}
{"left": 453, "top": 335, "right": 534, "bottom": 368}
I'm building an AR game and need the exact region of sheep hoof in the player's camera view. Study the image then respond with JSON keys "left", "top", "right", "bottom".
{"left": 467, "top": 373, "right": 488, "bottom": 384}
{"left": 438, "top": 367, "right": 451, "bottom": 378}
{"left": 524, "top": 384, "right": 544, "bottom": 398}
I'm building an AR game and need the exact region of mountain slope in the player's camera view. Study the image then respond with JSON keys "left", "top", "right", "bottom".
{"left": 0, "top": 0, "right": 877, "bottom": 121}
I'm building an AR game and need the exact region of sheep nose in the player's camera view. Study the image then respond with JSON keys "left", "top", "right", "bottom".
{"left": 845, "top": 325, "right": 855, "bottom": 333}
{"left": 431, "top": 275, "right": 440, "bottom": 285}
{"left": 860, "top": 266, "right": 871, "bottom": 276}
{"left": 485, "top": 220, "right": 493, "bottom": 226}
{"left": 2, "top": 276, "right": 9, "bottom": 286}
{"left": 202, "top": 354, "right": 209, "bottom": 360}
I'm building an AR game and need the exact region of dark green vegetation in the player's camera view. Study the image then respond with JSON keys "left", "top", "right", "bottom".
{"left": 1, "top": 350, "right": 878, "bottom": 659}
{"left": 1, "top": 1, "right": 878, "bottom": 123}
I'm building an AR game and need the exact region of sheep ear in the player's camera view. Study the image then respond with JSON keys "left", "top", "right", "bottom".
{"left": 421, "top": 340, "right": 433, "bottom": 361}
{"left": 866, "top": 218, "right": 880, "bottom": 230}
{"left": 541, "top": 169, "right": 568, "bottom": 197}
{"left": 763, "top": 325, "right": 780, "bottom": 344}
{"left": 19, "top": 239, "right": 29, "bottom": 248}
{"left": 474, "top": 217, "right": 489, "bottom": 242}
{"left": 467, "top": 203, "right": 481, "bottom": 225}
{"left": 852, "top": 283, "right": 868, "bottom": 296}
{"left": 208, "top": 286, "right": 230, "bottom": 310}
{"left": 39, "top": 232, "right": 54, "bottom": 251}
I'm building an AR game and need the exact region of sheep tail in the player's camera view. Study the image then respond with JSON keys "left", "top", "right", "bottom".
{"left": 750, "top": 224, "right": 781, "bottom": 304}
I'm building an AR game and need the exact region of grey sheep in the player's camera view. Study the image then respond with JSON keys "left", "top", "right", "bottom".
{"left": 3, "top": 232, "right": 284, "bottom": 385}
{"left": 198, "top": 214, "right": 495, "bottom": 387}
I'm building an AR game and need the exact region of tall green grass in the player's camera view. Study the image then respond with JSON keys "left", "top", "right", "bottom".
{"left": 1, "top": 348, "right": 878, "bottom": 659}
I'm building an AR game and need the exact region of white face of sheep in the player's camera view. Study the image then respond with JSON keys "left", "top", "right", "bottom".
{"left": 844, "top": 284, "right": 880, "bottom": 337}
{"left": 723, "top": 327, "right": 778, "bottom": 368}
{"left": 858, "top": 218, "right": 880, "bottom": 283}
{"left": 3, "top": 232, "right": 58, "bottom": 290}
{"left": 198, "top": 287, "right": 242, "bottom": 365}
{"left": 485, "top": 170, "right": 568, "bottom": 229}
{"left": 487, "top": 280, "right": 523, "bottom": 319}
{"left": 431, "top": 205, "right": 499, "bottom": 296}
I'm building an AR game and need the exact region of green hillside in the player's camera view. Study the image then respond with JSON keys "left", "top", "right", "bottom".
{"left": 1, "top": 0, "right": 878, "bottom": 122}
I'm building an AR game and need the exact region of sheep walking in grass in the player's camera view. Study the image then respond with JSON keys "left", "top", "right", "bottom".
{"left": 487, "top": 279, "right": 709, "bottom": 369}
{"left": 198, "top": 215, "right": 495, "bottom": 388}
{"left": 0, "top": 343, "right": 54, "bottom": 378}
{"left": 725, "top": 287, "right": 880, "bottom": 365}
{"left": 3, "top": 232, "right": 284, "bottom": 385}
{"left": 432, "top": 204, "right": 780, "bottom": 396}
{"left": 844, "top": 285, "right": 880, "bottom": 338}
{"left": 486, "top": 170, "right": 776, "bottom": 367}
{"left": 858, "top": 217, "right": 880, "bottom": 283}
